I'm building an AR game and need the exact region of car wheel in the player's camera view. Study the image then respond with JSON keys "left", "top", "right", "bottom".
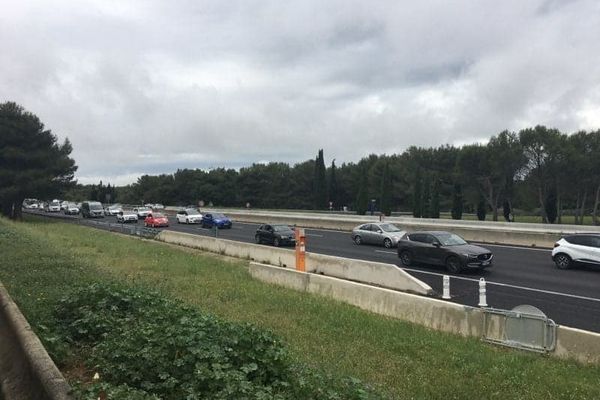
{"left": 383, "top": 238, "right": 392, "bottom": 249}
{"left": 186, "top": 218, "right": 189, "bottom": 224}
{"left": 399, "top": 251, "right": 412, "bottom": 266}
{"left": 255, "top": 235, "right": 261, "bottom": 244}
{"left": 354, "top": 235, "right": 362, "bottom": 245}
{"left": 445, "top": 256, "right": 463, "bottom": 274}
{"left": 273, "top": 238, "right": 280, "bottom": 247}
{"left": 554, "top": 253, "right": 572, "bottom": 269}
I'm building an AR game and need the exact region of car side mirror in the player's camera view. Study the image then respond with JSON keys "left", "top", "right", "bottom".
{"left": 377, "top": 229, "right": 383, "bottom": 234}
{"left": 433, "top": 241, "right": 441, "bottom": 247}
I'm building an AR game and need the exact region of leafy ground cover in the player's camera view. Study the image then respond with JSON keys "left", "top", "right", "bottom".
{"left": 1, "top": 216, "right": 599, "bottom": 399}
{"left": 58, "top": 284, "right": 379, "bottom": 399}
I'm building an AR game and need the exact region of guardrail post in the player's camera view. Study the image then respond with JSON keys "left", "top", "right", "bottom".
{"left": 442, "top": 275, "right": 451, "bottom": 299}
{"left": 478, "top": 278, "right": 488, "bottom": 307}
{"left": 295, "top": 228, "right": 306, "bottom": 272}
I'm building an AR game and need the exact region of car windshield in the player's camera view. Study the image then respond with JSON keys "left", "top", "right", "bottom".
{"left": 139, "top": 207, "right": 149, "bottom": 211}
{"left": 186, "top": 209, "right": 199, "bottom": 214}
{"left": 109, "top": 204, "right": 121, "bottom": 209}
{"left": 379, "top": 223, "right": 402, "bottom": 232}
{"left": 153, "top": 213, "right": 165, "bottom": 218}
{"left": 273, "top": 225, "right": 292, "bottom": 232}
{"left": 213, "top": 213, "right": 226, "bottom": 219}
{"left": 68, "top": 203, "right": 77, "bottom": 207}
{"left": 436, "top": 233, "right": 468, "bottom": 246}
{"left": 51, "top": 201, "right": 60, "bottom": 206}
{"left": 89, "top": 203, "right": 103, "bottom": 210}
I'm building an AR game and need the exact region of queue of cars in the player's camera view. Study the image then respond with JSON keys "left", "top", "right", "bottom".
{"left": 25, "top": 199, "right": 599, "bottom": 273}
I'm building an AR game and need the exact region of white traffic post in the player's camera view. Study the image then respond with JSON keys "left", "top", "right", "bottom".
{"left": 442, "top": 275, "right": 451, "bottom": 299}
{"left": 478, "top": 277, "right": 488, "bottom": 307}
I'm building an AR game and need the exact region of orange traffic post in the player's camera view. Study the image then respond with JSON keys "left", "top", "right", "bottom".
{"left": 295, "top": 227, "right": 306, "bottom": 272}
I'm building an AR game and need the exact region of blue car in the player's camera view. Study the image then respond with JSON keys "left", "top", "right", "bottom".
{"left": 201, "top": 212, "right": 232, "bottom": 229}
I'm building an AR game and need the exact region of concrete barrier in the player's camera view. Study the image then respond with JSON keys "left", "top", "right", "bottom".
{"left": 249, "top": 262, "right": 600, "bottom": 364}
{"left": 306, "top": 252, "right": 433, "bottom": 295}
{"left": 156, "top": 230, "right": 433, "bottom": 295}
{"left": 0, "top": 282, "right": 73, "bottom": 399}
{"left": 189, "top": 208, "right": 600, "bottom": 248}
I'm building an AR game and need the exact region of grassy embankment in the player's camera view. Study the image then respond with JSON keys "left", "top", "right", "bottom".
{"left": 0, "top": 216, "right": 599, "bottom": 399}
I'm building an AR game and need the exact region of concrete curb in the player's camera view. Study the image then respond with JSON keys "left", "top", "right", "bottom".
{"left": 0, "top": 282, "right": 73, "bottom": 399}
{"left": 155, "top": 230, "right": 433, "bottom": 296}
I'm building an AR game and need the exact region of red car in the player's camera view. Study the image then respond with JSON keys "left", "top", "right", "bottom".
{"left": 144, "top": 213, "right": 169, "bottom": 228}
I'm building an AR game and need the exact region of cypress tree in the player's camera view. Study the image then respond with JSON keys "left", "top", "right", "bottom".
{"left": 545, "top": 187, "right": 558, "bottom": 224}
{"left": 429, "top": 177, "right": 440, "bottom": 218}
{"left": 502, "top": 200, "right": 511, "bottom": 222}
{"left": 327, "top": 160, "right": 339, "bottom": 210}
{"left": 356, "top": 166, "right": 369, "bottom": 215}
{"left": 412, "top": 168, "right": 423, "bottom": 218}
{"left": 421, "top": 173, "right": 431, "bottom": 218}
{"left": 313, "top": 149, "right": 327, "bottom": 209}
{"left": 451, "top": 183, "right": 463, "bottom": 220}
{"left": 477, "top": 193, "right": 487, "bottom": 221}
{"left": 380, "top": 162, "right": 393, "bottom": 216}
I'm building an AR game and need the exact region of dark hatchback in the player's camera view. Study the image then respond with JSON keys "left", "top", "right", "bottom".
{"left": 397, "top": 231, "right": 493, "bottom": 273}
{"left": 255, "top": 224, "right": 296, "bottom": 247}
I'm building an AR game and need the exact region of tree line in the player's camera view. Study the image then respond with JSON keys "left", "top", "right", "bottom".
{"left": 2, "top": 101, "right": 599, "bottom": 224}
{"left": 84, "top": 126, "right": 599, "bottom": 224}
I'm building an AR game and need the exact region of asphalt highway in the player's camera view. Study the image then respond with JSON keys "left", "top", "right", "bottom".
{"left": 28, "top": 211, "right": 600, "bottom": 333}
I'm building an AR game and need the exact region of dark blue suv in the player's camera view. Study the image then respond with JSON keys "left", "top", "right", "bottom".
{"left": 201, "top": 212, "right": 232, "bottom": 229}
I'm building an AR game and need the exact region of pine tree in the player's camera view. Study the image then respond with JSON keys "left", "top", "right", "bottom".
{"left": 0, "top": 102, "right": 77, "bottom": 219}
{"left": 451, "top": 183, "right": 463, "bottom": 220}
{"left": 356, "top": 166, "right": 369, "bottom": 215}
{"left": 380, "top": 162, "right": 393, "bottom": 216}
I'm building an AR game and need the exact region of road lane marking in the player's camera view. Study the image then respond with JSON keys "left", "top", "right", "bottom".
{"left": 307, "top": 234, "right": 324, "bottom": 237}
{"left": 374, "top": 250, "right": 600, "bottom": 303}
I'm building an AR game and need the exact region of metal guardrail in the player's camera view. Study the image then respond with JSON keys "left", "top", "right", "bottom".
{"left": 482, "top": 305, "right": 557, "bottom": 353}
{"left": 23, "top": 211, "right": 161, "bottom": 239}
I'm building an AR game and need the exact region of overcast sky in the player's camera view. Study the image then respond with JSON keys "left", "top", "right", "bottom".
{"left": 2, "top": 0, "right": 600, "bottom": 185}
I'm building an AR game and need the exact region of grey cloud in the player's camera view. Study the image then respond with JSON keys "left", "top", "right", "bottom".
{"left": 1, "top": 0, "right": 600, "bottom": 184}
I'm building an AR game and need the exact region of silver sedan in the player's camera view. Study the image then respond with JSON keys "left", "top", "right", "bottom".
{"left": 351, "top": 223, "right": 406, "bottom": 249}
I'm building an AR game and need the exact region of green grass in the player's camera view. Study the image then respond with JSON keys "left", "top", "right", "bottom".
{"left": 1, "top": 216, "right": 599, "bottom": 399}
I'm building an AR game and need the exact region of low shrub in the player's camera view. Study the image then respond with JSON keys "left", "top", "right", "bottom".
{"left": 56, "top": 284, "right": 385, "bottom": 399}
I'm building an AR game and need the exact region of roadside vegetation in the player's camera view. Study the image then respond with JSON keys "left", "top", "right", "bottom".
{"left": 66, "top": 128, "right": 600, "bottom": 226}
{"left": 1, "top": 216, "right": 599, "bottom": 399}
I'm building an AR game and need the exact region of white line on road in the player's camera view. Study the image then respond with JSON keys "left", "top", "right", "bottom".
{"left": 374, "top": 251, "right": 600, "bottom": 303}
{"left": 307, "top": 234, "right": 324, "bottom": 237}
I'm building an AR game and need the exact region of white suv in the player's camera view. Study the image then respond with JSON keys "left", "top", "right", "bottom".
{"left": 552, "top": 234, "right": 600, "bottom": 269}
